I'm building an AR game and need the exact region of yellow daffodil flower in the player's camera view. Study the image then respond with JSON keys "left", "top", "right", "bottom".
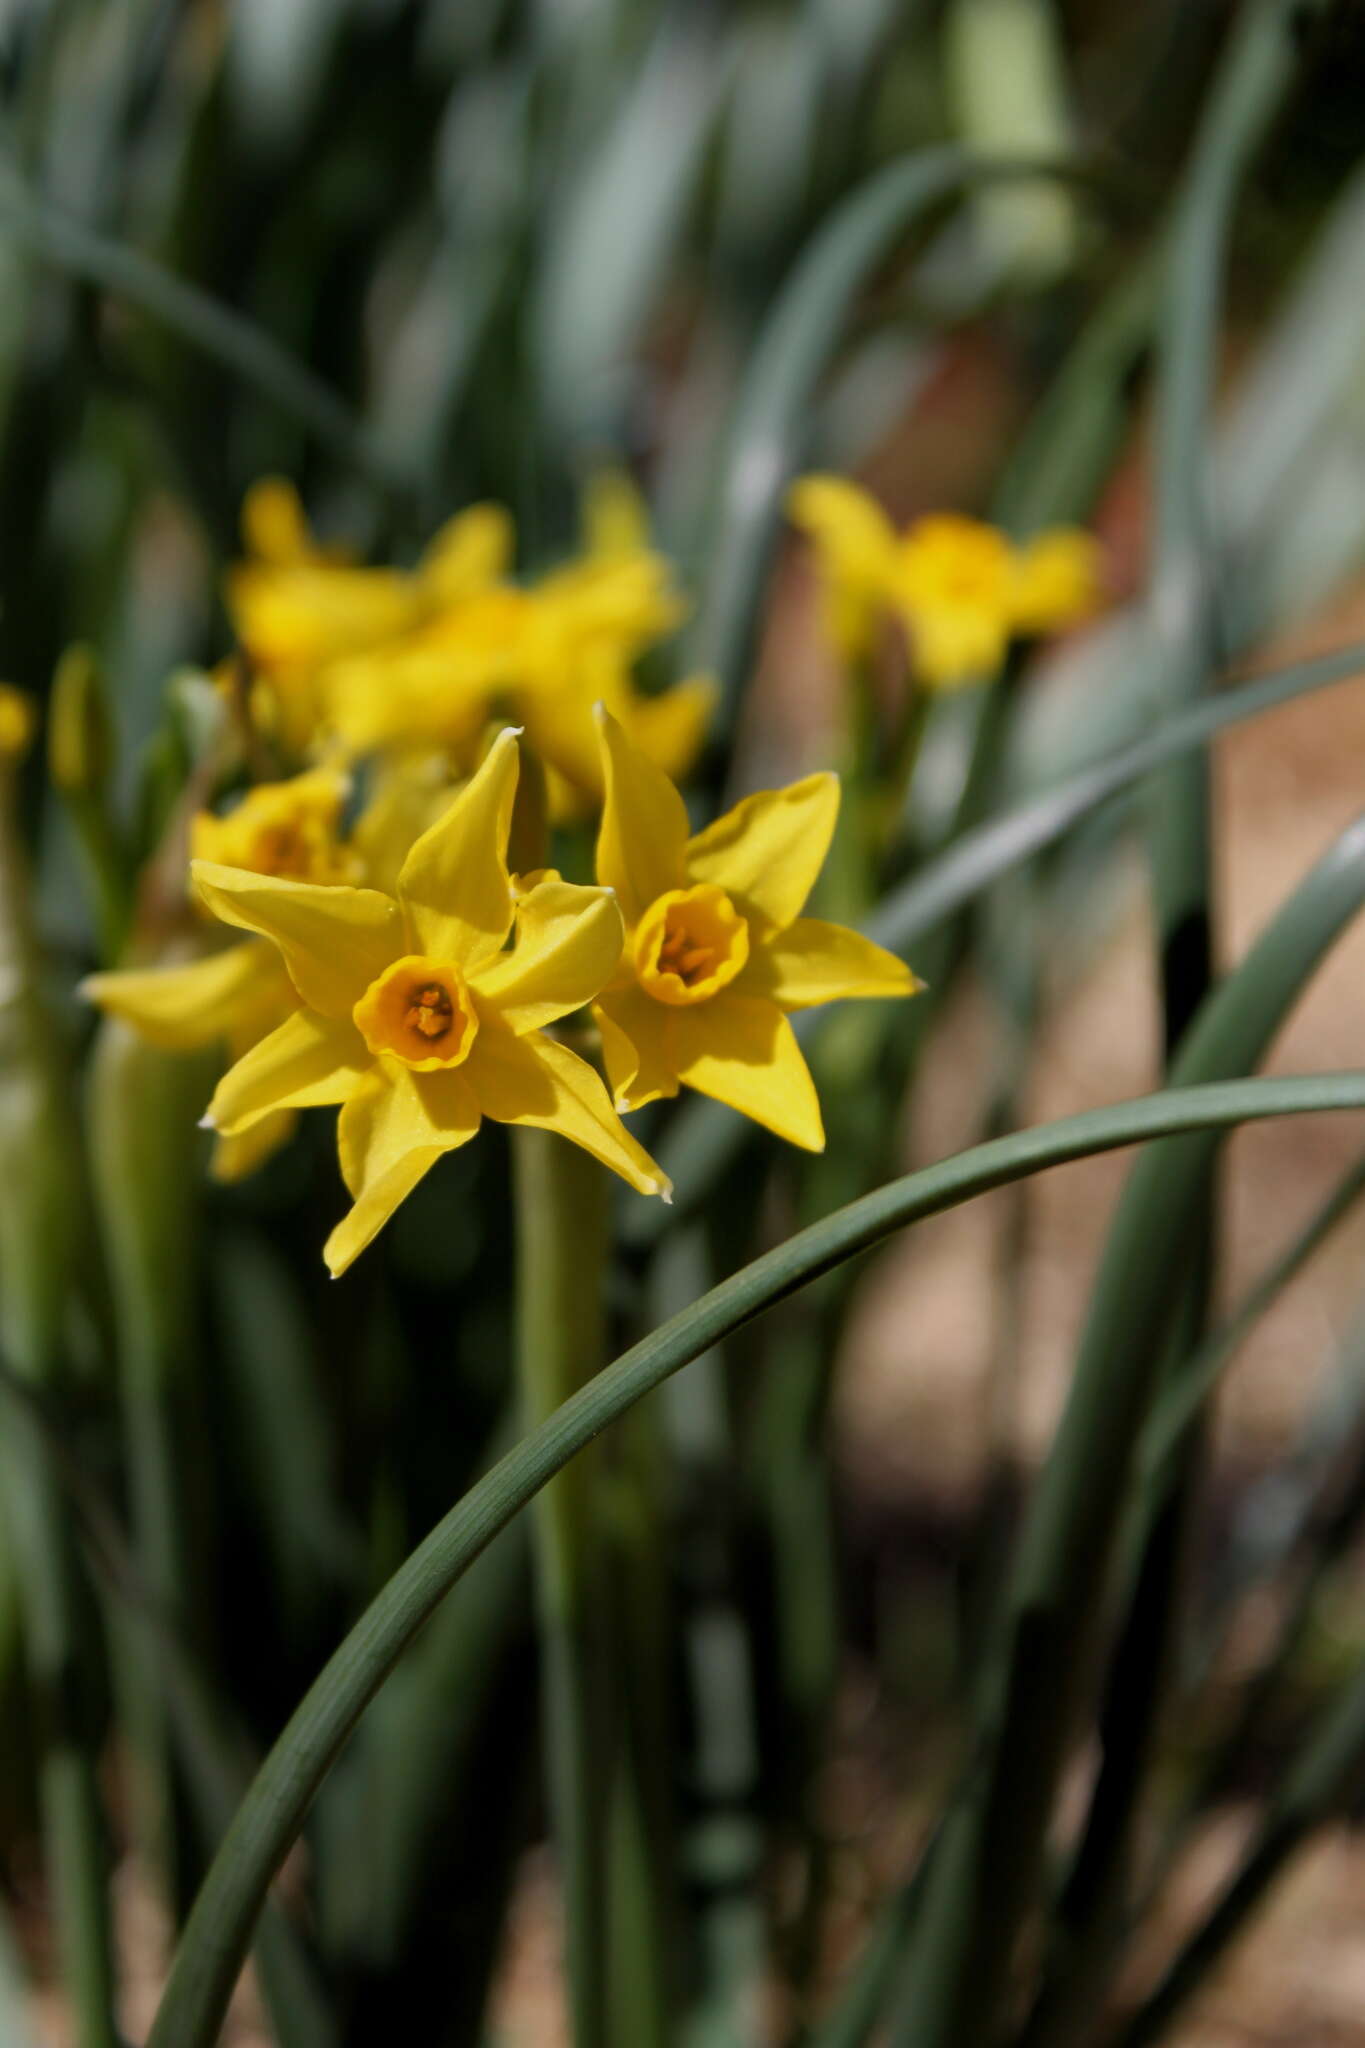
{"left": 590, "top": 710, "right": 918, "bottom": 1149}
{"left": 788, "top": 475, "right": 1103, "bottom": 688}
{"left": 324, "top": 523, "right": 711, "bottom": 810}
{"left": 82, "top": 764, "right": 357, "bottom": 1181}
{"left": 190, "top": 764, "right": 359, "bottom": 884}
{"left": 188, "top": 730, "right": 669, "bottom": 1275}
{"left": 228, "top": 483, "right": 513, "bottom": 757}
{"left": 786, "top": 475, "right": 904, "bottom": 660}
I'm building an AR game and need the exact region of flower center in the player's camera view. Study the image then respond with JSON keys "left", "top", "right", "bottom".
{"left": 352, "top": 954, "right": 480, "bottom": 1070}
{"left": 634, "top": 885, "right": 749, "bottom": 1007}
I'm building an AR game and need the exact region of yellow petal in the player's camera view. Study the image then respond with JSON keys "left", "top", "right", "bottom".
{"left": 471, "top": 879, "right": 623, "bottom": 1034}
{"left": 241, "top": 478, "right": 314, "bottom": 566}
{"left": 742, "top": 919, "right": 920, "bottom": 1009}
{"left": 684, "top": 774, "right": 839, "bottom": 933}
{"left": 327, "top": 1063, "right": 481, "bottom": 1276}
{"left": 205, "top": 1009, "right": 370, "bottom": 1135}
{"left": 211, "top": 1109, "right": 298, "bottom": 1183}
{"left": 668, "top": 993, "right": 824, "bottom": 1150}
{"left": 81, "top": 942, "right": 272, "bottom": 1050}
{"left": 582, "top": 470, "right": 650, "bottom": 560}
{"left": 1010, "top": 529, "right": 1104, "bottom": 635}
{"left": 593, "top": 986, "right": 679, "bottom": 1110}
{"left": 904, "top": 602, "right": 1011, "bottom": 689}
{"left": 623, "top": 673, "right": 715, "bottom": 787}
{"left": 351, "top": 755, "right": 465, "bottom": 897}
{"left": 419, "top": 503, "right": 516, "bottom": 603}
{"left": 787, "top": 475, "right": 901, "bottom": 586}
{"left": 465, "top": 1021, "right": 669, "bottom": 1199}
{"left": 396, "top": 725, "right": 519, "bottom": 966}
{"left": 594, "top": 705, "right": 689, "bottom": 924}
{"left": 192, "top": 861, "right": 403, "bottom": 1018}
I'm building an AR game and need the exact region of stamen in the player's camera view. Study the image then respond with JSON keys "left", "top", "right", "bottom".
{"left": 406, "top": 982, "right": 454, "bottom": 1039}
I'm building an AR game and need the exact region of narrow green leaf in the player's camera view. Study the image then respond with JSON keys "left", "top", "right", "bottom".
{"left": 0, "top": 167, "right": 410, "bottom": 497}
{"left": 148, "top": 1068, "right": 1365, "bottom": 2048}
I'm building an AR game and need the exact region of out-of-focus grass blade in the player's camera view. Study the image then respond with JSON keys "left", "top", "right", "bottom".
{"left": 685, "top": 144, "right": 1084, "bottom": 718}
{"left": 0, "top": 166, "right": 410, "bottom": 495}
{"left": 535, "top": 20, "right": 727, "bottom": 449}
{"left": 145, "top": 1068, "right": 1365, "bottom": 2048}
{"left": 890, "top": 805, "right": 1365, "bottom": 2047}
{"left": 947, "top": 0, "right": 1078, "bottom": 284}
{"left": 629, "top": 633, "right": 1365, "bottom": 1237}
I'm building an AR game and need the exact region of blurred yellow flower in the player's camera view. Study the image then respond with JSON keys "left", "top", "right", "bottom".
{"left": 83, "top": 763, "right": 359, "bottom": 1181}
{"left": 0, "top": 683, "right": 35, "bottom": 762}
{"left": 591, "top": 710, "right": 918, "bottom": 1149}
{"left": 189, "top": 731, "right": 668, "bottom": 1275}
{"left": 322, "top": 475, "right": 712, "bottom": 809}
{"left": 788, "top": 476, "right": 1103, "bottom": 687}
{"left": 227, "top": 483, "right": 513, "bottom": 757}
{"left": 190, "top": 764, "right": 359, "bottom": 884}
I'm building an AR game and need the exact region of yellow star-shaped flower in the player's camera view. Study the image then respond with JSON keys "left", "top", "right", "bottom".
{"left": 590, "top": 709, "right": 920, "bottom": 1150}
{"left": 188, "top": 730, "right": 668, "bottom": 1274}
{"left": 788, "top": 476, "right": 1104, "bottom": 687}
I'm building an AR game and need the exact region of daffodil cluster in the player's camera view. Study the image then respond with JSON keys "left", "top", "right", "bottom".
{"left": 227, "top": 474, "right": 713, "bottom": 814}
{"left": 788, "top": 475, "right": 1103, "bottom": 687}
{"left": 80, "top": 471, "right": 945, "bottom": 1272}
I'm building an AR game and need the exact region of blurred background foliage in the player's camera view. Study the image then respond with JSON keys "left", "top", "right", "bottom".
{"left": 3, "top": 1, "right": 1365, "bottom": 2044}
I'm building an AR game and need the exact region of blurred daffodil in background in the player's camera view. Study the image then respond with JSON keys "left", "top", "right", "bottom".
{"left": 226, "top": 473, "right": 714, "bottom": 812}
{"left": 83, "top": 764, "right": 363, "bottom": 1180}
{"left": 591, "top": 708, "right": 919, "bottom": 1148}
{"left": 788, "top": 474, "right": 1103, "bottom": 686}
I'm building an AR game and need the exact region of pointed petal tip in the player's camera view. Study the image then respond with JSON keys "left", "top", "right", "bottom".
{"left": 198, "top": 1112, "right": 217, "bottom": 1131}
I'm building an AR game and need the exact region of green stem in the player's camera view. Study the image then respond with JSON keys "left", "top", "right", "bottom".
{"left": 513, "top": 1127, "right": 614, "bottom": 2047}
{"left": 87, "top": 1022, "right": 212, "bottom": 1906}
{"left": 0, "top": 760, "right": 117, "bottom": 2048}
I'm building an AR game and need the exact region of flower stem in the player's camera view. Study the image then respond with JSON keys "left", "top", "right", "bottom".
{"left": 512, "top": 1127, "right": 614, "bottom": 2046}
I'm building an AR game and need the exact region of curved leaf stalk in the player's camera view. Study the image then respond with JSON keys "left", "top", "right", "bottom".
{"left": 147, "top": 1066, "right": 1365, "bottom": 2048}
{"left": 889, "top": 805, "right": 1365, "bottom": 2048}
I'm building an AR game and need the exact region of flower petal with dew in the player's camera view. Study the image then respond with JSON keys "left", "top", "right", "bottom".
{"left": 592, "top": 709, "right": 919, "bottom": 1149}
{"left": 196, "top": 730, "right": 668, "bottom": 1274}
